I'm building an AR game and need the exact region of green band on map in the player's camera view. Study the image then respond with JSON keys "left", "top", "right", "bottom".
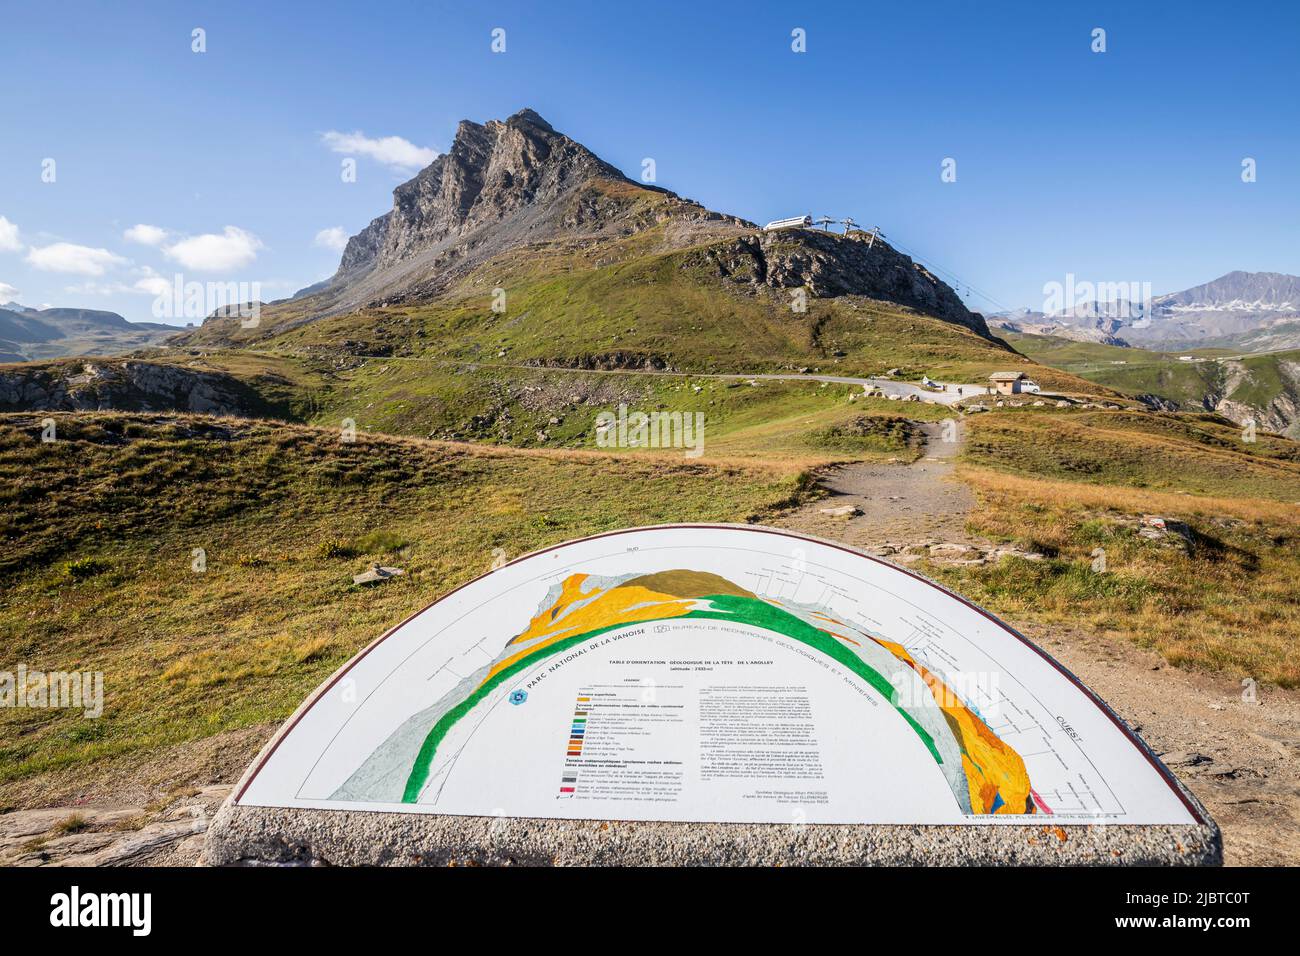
{"left": 400, "top": 594, "right": 939, "bottom": 803}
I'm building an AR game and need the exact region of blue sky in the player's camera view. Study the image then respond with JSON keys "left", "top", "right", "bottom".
{"left": 1, "top": 0, "right": 1296, "bottom": 324}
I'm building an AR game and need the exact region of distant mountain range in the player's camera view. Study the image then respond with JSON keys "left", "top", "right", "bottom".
{"left": 0, "top": 303, "right": 177, "bottom": 362}
{"left": 1146, "top": 271, "right": 1300, "bottom": 350}
{"left": 988, "top": 307, "right": 1130, "bottom": 346}
{"left": 990, "top": 271, "right": 1300, "bottom": 352}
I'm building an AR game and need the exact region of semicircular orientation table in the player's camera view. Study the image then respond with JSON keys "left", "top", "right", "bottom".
{"left": 209, "top": 524, "right": 1219, "bottom": 866}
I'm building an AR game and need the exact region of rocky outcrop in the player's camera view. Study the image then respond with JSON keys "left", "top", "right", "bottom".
{"left": 1201, "top": 358, "right": 1300, "bottom": 438}
{"left": 335, "top": 214, "right": 390, "bottom": 282}
{"left": 1216, "top": 394, "right": 1300, "bottom": 438}
{"left": 1137, "top": 393, "right": 1181, "bottom": 412}
{"left": 0, "top": 785, "right": 230, "bottom": 867}
{"left": 700, "top": 228, "right": 990, "bottom": 336}
{"left": 0, "top": 360, "right": 263, "bottom": 416}
{"left": 870, "top": 540, "right": 1048, "bottom": 565}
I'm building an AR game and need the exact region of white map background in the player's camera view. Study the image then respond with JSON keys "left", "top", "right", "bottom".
{"left": 237, "top": 525, "right": 1198, "bottom": 826}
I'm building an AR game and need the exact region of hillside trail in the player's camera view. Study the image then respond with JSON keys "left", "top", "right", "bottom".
{"left": 778, "top": 420, "right": 975, "bottom": 551}
{"left": 775, "top": 419, "right": 1300, "bottom": 866}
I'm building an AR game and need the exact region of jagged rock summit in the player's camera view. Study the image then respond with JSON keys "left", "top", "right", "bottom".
{"left": 311, "top": 108, "right": 750, "bottom": 315}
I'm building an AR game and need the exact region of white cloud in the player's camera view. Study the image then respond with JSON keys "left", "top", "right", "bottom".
{"left": 62, "top": 269, "right": 196, "bottom": 299}
{"left": 135, "top": 278, "right": 171, "bottom": 296}
{"left": 124, "top": 223, "right": 168, "bottom": 246}
{"left": 25, "top": 242, "right": 128, "bottom": 276}
{"left": 0, "top": 281, "right": 19, "bottom": 303}
{"left": 314, "top": 226, "right": 349, "bottom": 252}
{"left": 163, "top": 226, "right": 263, "bottom": 272}
{"left": 321, "top": 130, "right": 437, "bottom": 171}
{"left": 0, "top": 216, "right": 21, "bottom": 253}
{"left": 133, "top": 270, "right": 172, "bottom": 297}
{"left": 62, "top": 282, "right": 119, "bottom": 296}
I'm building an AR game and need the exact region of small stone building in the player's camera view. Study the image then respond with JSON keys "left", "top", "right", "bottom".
{"left": 989, "top": 371, "right": 1028, "bottom": 395}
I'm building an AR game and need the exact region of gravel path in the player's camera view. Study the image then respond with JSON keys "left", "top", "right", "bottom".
{"left": 778, "top": 420, "right": 975, "bottom": 547}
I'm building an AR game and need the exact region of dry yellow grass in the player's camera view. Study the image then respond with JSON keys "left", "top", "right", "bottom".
{"left": 936, "top": 465, "right": 1300, "bottom": 686}
{"left": 964, "top": 410, "right": 1300, "bottom": 501}
{"left": 959, "top": 466, "right": 1300, "bottom": 524}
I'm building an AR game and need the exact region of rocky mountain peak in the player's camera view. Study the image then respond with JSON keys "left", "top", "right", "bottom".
{"left": 1154, "top": 270, "right": 1300, "bottom": 312}
{"left": 493, "top": 107, "right": 554, "bottom": 132}
{"left": 318, "top": 108, "right": 742, "bottom": 315}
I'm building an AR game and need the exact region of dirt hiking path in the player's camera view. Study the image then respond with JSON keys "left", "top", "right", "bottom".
{"left": 782, "top": 421, "right": 975, "bottom": 549}
{"left": 776, "top": 420, "right": 1300, "bottom": 866}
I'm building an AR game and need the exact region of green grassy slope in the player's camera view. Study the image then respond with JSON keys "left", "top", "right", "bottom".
{"left": 268, "top": 359, "right": 951, "bottom": 462}
{"left": 122, "top": 238, "right": 1113, "bottom": 457}
{"left": 0, "top": 353, "right": 328, "bottom": 421}
{"left": 1230, "top": 350, "right": 1300, "bottom": 408}
{"left": 268, "top": 245, "right": 1027, "bottom": 378}
{"left": 98, "top": 235, "right": 1117, "bottom": 462}
{"left": 2, "top": 230, "right": 1119, "bottom": 460}
{"left": 1005, "top": 332, "right": 1227, "bottom": 403}
{"left": 1008, "top": 332, "right": 1300, "bottom": 435}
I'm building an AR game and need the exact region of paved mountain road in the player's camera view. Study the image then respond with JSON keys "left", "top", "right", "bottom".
{"left": 211, "top": 348, "right": 995, "bottom": 406}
